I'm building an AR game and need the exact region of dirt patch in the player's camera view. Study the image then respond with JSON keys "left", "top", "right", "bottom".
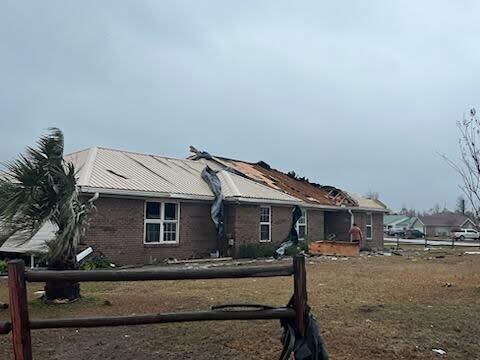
{"left": 0, "top": 252, "right": 479, "bottom": 359}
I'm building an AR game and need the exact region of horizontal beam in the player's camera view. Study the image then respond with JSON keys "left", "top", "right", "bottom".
{"left": 25, "top": 264, "right": 293, "bottom": 282}
{"left": 28, "top": 308, "right": 296, "bottom": 330}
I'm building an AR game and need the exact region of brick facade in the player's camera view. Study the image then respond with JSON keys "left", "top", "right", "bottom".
{"left": 82, "top": 196, "right": 384, "bottom": 265}
{"left": 83, "top": 197, "right": 218, "bottom": 265}
{"left": 352, "top": 211, "right": 384, "bottom": 250}
{"left": 306, "top": 209, "right": 325, "bottom": 241}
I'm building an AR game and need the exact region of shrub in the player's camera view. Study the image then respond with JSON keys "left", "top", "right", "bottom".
{"left": 285, "top": 241, "right": 309, "bottom": 256}
{"left": 0, "top": 260, "right": 7, "bottom": 273}
{"left": 237, "top": 243, "right": 277, "bottom": 259}
{"left": 80, "top": 253, "right": 112, "bottom": 270}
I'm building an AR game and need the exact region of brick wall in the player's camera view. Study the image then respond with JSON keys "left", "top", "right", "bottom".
{"left": 271, "top": 206, "right": 293, "bottom": 244}
{"left": 82, "top": 195, "right": 384, "bottom": 265}
{"left": 371, "top": 213, "right": 384, "bottom": 249}
{"left": 83, "top": 197, "right": 218, "bottom": 265}
{"left": 231, "top": 204, "right": 260, "bottom": 247}
{"left": 307, "top": 209, "right": 325, "bottom": 241}
{"left": 353, "top": 211, "right": 384, "bottom": 250}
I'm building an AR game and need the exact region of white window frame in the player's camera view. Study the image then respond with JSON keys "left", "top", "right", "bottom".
{"left": 259, "top": 206, "right": 271, "bottom": 242}
{"left": 296, "top": 208, "right": 307, "bottom": 241}
{"left": 144, "top": 201, "right": 180, "bottom": 244}
{"left": 366, "top": 213, "right": 373, "bottom": 240}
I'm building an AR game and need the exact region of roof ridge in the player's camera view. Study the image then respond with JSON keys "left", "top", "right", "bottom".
{"left": 94, "top": 146, "right": 204, "bottom": 164}
{"left": 64, "top": 147, "right": 93, "bottom": 157}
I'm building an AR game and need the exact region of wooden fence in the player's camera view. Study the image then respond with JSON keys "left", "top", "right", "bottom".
{"left": 0, "top": 256, "right": 307, "bottom": 360}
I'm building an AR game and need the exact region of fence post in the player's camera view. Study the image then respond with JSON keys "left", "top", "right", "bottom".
{"left": 293, "top": 255, "right": 307, "bottom": 337}
{"left": 8, "top": 260, "right": 32, "bottom": 360}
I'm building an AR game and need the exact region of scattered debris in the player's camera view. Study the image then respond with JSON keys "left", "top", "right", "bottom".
{"left": 166, "top": 257, "right": 233, "bottom": 265}
{"left": 34, "top": 290, "right": 45, "bottom": 299}
{"left": 52, "top": 298, "right": 74, "bottom": 304}
{"left": 392, "top": 251, "right": 403, "bottom": 256}
{"left": 76, "top": 247, "right": 93, "bottom": 262}
{"left": 432, "top": 348, "right": 447, "bottom": 356}
{"left": 442, "top": 283, "right": 453, "bottom": 288}
{"left": 309, "top": 240, "right": 360, "bottom": 257}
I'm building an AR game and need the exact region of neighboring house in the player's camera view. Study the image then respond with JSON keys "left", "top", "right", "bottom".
{"left": 189, "top": 153, "right": 388, "bottom": 251}
{"left": 1, "top": 147, "right": 389, "bottom": 265}
{"left": 384, "top": 215, "right": 421, "bottom": 232}
{"left": 417, "top": 213, "right": 477, "bottom": 237}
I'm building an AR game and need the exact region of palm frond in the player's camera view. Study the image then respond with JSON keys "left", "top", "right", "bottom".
{"left": 0, "top": 128, "right": 96, "bottom": 262}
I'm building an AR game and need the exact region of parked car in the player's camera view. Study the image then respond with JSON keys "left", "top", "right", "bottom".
{"left": 387, "top": 228, "right": 405, "bottom": 237}
{"left": 404, "top": 229, "right": 425, "bottom": 239}
{"left": 452, "top": 228, "right": 480, "bottom": 241}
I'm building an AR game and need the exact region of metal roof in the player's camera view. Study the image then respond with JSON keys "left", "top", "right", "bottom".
{"left": 383, "top": 215, "right": 419, "bottom": 227}
{"left": 0, "top": 222, "right": 55, "bottom": 254}
{"left": 64, "top": 147, "right": 301, "bottom": 204}
{"left": 346, "top": 193, "right": 389, "bottom": 212}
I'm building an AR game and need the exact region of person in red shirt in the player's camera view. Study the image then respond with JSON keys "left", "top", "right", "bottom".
{"left": 349, "top": 223, "right": 363, "bottom": 245}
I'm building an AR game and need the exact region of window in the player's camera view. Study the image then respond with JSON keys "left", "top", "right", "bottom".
{"left": 366, "top": 213, "right": 373, "bottom": 240}
{"left": 144, "top": 201, "right": 179, "bottom": 244}
{"left": 296, "top": 208, "right": 307, "bottom": 241}
{"left": 260, "top": 206, "right": 271, "bottom": 242}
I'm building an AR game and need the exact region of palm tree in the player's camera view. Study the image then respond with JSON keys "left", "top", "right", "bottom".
{"left": 0, "top": 128, "right": 96, "bottom": 301}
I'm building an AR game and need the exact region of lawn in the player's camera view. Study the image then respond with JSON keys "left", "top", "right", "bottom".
{"left": 1, "top": 249, "right": 479, "bottom": 359}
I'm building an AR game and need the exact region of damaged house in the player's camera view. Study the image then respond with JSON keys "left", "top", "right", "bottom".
{"left": 1, "top": 147, "right": 388, "bottom": 265}
{"left": 188, "top": 151, "right": 387, "bottom": 250}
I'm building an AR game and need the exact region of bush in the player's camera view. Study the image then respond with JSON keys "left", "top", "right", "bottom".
{"left": 285, "top": 241, "right": 309, "bottom": 256}
{"left": 80, "top": 253, "right": 112, "bottom": 270}
{"left": 0, "top": 260, "right": 7, "bottom": 273}
{"left": 237, "top": 243, "right": 277, "bottom": 259}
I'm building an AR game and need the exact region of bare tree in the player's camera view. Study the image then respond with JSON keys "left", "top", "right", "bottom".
{"left": 429, "top": 203, "right": 441, "bottom": 215}
{"left": 443, "top": 108, "right": 480, "bottom": 220}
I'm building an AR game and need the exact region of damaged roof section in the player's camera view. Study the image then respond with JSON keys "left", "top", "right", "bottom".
{"left": 189, "top": 148, "right": 387, "bottom": 212}
{"left": 195, "top": 155, "right": 357, "bottom": 207}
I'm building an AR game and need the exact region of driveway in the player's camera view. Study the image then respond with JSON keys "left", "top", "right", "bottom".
{"left": 384, "top": 237, "right": 480, "bottom": 247}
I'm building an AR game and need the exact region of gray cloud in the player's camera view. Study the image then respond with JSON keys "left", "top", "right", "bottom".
{"left": 1, "top": 0, "right": 479, "bottom": 211}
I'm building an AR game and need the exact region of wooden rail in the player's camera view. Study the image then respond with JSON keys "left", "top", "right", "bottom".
{"left": 25, "top": 263, "right": 294, "bottom": 282}
{"left": 28, "top": 308, "right": 296, "bottom": 329}
{"left": 2, "top": 256, "right": 308, "bottom": 360}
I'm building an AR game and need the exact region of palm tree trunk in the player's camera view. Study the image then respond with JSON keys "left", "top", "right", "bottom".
{"left": 44, "top": 256, "right": 80, "bottom": 301}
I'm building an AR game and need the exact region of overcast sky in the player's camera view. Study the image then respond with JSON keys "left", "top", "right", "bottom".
{"left": 1, "top": 1, "right": 479, "bottom": 212}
